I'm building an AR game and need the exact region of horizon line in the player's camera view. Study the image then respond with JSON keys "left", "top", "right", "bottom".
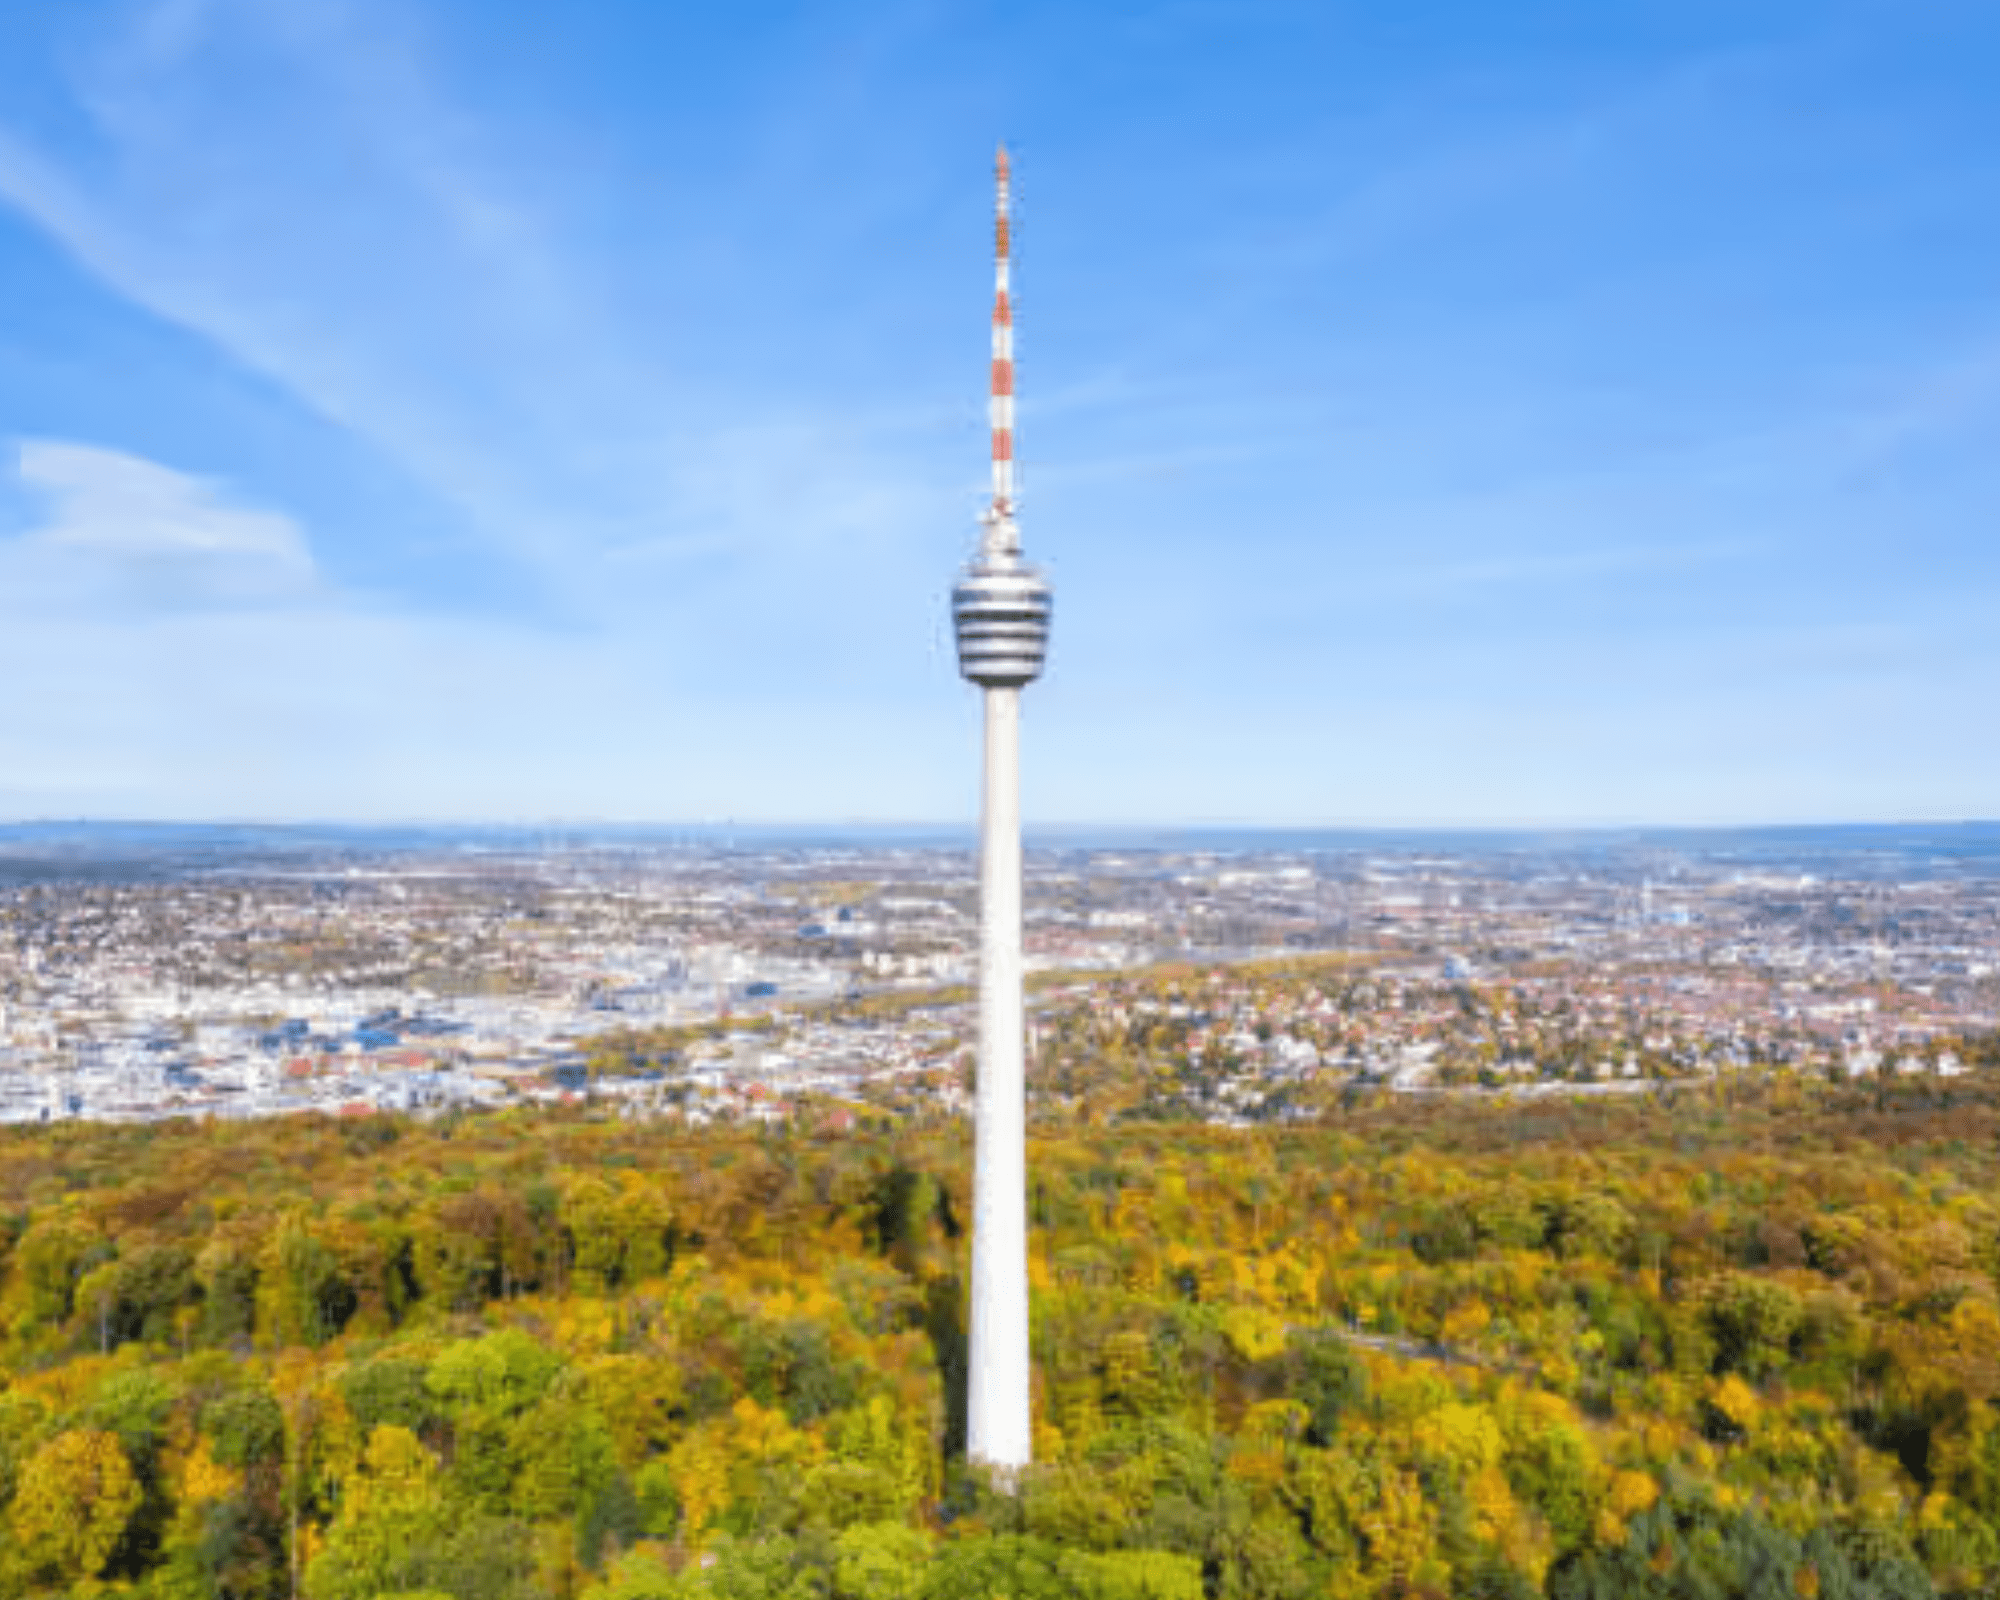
{"left": 2, "top": 816, "right": 1998, "bottom": 837}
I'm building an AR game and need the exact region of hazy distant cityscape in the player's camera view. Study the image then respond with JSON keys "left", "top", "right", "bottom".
{"left": 3, "top": 822, "right": 1995, "bottom": 1129}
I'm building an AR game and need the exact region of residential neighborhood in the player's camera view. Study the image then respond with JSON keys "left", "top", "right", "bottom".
{"left": 0, "top": 827, "right": 1995, "bottom": 1126}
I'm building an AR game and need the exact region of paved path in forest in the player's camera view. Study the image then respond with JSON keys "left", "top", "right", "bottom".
{"left": 1338, "top": 1325, "right": 1533, "bottom": 1379}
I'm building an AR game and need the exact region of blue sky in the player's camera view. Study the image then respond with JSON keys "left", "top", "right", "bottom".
{"left": 1, "top": 0, "right": 1996, "bottom": 826}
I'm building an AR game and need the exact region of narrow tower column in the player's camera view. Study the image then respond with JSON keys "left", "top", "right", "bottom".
{"left": 969, "top": 684, "right": 1029, "bottom": 1468}
{"left": 952, "top": 145, "right": 1051, "bottom": 1475}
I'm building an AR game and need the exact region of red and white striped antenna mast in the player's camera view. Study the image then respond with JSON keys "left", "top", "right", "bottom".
{"left": 984, "top": 143, "right": 1019, "bottom": 556}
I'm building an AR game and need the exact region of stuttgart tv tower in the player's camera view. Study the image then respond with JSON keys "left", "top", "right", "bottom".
{"left": 952, "top": 144, "right": 1051, "bottom": 1474}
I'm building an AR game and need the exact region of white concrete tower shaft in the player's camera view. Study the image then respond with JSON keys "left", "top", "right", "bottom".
{"left": 969, "top": 681, "right": 1029, "bottom": 1469}
{"left": 952, "top": 144, "right": 1049, "bottom": 1475}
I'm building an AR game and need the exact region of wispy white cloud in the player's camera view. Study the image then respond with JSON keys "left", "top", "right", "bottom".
{"left": 1387, "top": 537, "right": 1759, "bottom": 599}
{"left": 1199, "top": 39, "right": 1794, "bottom": 285}
{"left": 3, "top": 439, "right": 318, "bottom": 610}
{"left": 0, "top": 437, "right": 962, "bottom": 819}
{"left": 0, "top": 0, "right": 649, "bottom": 585}
{"left": 0, "top": 0, "right": 963, "bottom": 626}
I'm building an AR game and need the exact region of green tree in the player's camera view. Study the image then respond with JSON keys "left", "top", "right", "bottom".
{"left": 832, "top": 1523, "right": 932, "bottom": 1600}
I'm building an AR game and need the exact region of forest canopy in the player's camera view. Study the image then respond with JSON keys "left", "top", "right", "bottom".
{"left": 0, "top": 1071, "right": 1998, "bottom": 1596}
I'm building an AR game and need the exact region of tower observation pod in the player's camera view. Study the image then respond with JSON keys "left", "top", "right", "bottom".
{"left": 954, "top": 144, "right": 1050, "bottom": 1476}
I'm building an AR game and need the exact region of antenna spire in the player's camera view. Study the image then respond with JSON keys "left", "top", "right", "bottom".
{"left": 986, "top": 143, "right": 1017, "bottom": 555}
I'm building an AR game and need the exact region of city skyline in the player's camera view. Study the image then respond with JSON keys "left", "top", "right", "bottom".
{"left": 3, "top": 0, "right": 2000, "bottom": 827}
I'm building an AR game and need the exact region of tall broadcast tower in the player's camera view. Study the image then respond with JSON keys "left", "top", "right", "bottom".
{"left": 953, "top": 144, "right": 1052, "bottom": 1474}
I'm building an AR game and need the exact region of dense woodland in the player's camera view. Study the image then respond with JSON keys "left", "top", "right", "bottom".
{"left": 6, "top": 1063, "right": 2000, "bottom": 1596}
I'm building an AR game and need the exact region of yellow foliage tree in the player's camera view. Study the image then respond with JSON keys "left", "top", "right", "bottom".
{"left": 1220, "top": 1305, "right": 1287, "bottom": 1364}
{"left": 1410, "top": 1400, "right": 1502, "bottom": 1483}
{"left": 669, "top": 1422, "right": 734, "bottom": 1542}
{"left": 1708, "top": 1374, "right": 1761, "bottom": 1436}
{"left": 179, "top": 1434, "right": 244, "bottom": 1506}
{"left": 4, "top": 1427, "right": 143, "bottom": 1590}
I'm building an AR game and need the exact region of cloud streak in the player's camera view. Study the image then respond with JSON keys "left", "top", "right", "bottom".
{"left": 4, "top": 439, "right": 318, "bottom": 610}
{"left": 0, "top": 0, "right": 992, "bottom": 644}
{"left": 0, "top": 0, "right": 658, "bottom": 587}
